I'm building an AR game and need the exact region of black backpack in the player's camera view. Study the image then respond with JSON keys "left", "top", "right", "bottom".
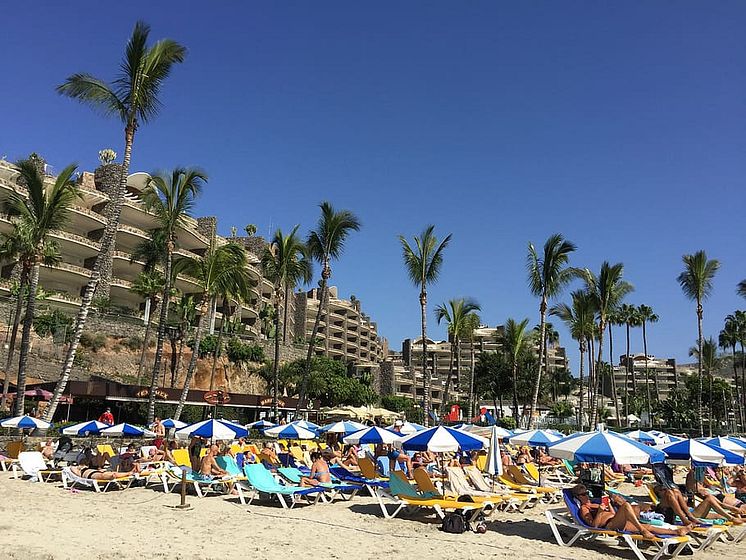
{"left": 441, "top": 512, "right": 467, "bottom": 534}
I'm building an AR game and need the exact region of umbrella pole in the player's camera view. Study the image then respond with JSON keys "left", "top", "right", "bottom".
{"left": 176, "top": 468, "right": 190, "bottom": 509}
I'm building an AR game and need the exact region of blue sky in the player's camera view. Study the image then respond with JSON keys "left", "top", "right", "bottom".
{"left": 2, "top": 1, "right": 745, "bottom": 372}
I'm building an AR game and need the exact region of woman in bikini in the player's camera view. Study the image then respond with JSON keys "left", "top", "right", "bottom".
{"left": 70, "top": 458, "right": 140, "bottom": 480}
{"left": 300, "top": 452, "right": 331, "bottom": 486}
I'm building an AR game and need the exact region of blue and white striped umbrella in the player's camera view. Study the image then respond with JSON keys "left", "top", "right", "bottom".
{"left": 247, "top": 419, "right": 276, "bottom": 430}
{"left": 484, "top": 425, "right": 505, "bottom": 477}
{"left": 62, "top": 420, "right": 109, "bottom": 436}
{"left": 319, "top": 420, "right": 367, "bottom": 436}
{"left": 547, "top": 429, "right": 665, "bottom": 464}
{"left": 263, "top": 423, "right": 318, "bottom": 440}
{"left": 343, "top": 426, "right": 400, "bottom": 445}
{"left": 395, "top": 426, "right": 489, "bottom": 452}
{"left": 701, "top": 437, "right": 746, "bottom": 456}
{"left": 158, "top": 418, "right": 187, "bottom": 430}
{"left": 656, "top": 439, "right": 745, "bottom": 467}
{"left": 100, "top": 422, "right": 156, "bottom": 437}
{"left": 176, "top": 419, "right": 248, "bottom": 440}
{"left": 289, "top": 420, "right": 320, "bottom": 431}
{"left": 387, "top": 421, "right": 426, "bottom": 435}
{"left": 648, "top": 430, "right": 684, "bottom": 444}
{"left": 0, "top": 415, "right": 51, "bottom": 430}
{"left": 509, "top": 429, "right": 563, "bottom": 447}
{"left": 625, "top": 430, "right": 665, "bottom": 445}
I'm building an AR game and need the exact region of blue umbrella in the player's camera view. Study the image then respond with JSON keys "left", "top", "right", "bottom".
{"left": 396, "top": 426, "right": 489, "bottom": 452}
{"left": 701, "top": 437, "right": 746, "bottom": 456}
{"left": 263, "top": 423, "right": 318, "bottom": 440}
{"left": 61, "top": 420, "right": 108, "bottom": 436}
{"left": 319, "top": 420, "right": 367, "bottom": 436}
{"left": 289, "top": 420, "right": 320, "bottom": 431}
{"left": 656, "top": 439, "right": 744, "bottom": 467}
{"left": 0, "top": 415, "right": 51, "bottom": 430}
{"left": 625, "top": 430, "right": 664, "bottom": 445}
{"left": 247, "top": 419, "right": 276, "bottom": 430}
{"left": 159, "top": 418, "right": 187, "bottom": 430}
{"left": 100, "top": 422, "right": 156, "bottom": 437}
{"left": 176, "top": 419, "right": 249, "bottom": 440}
{"left": 547, "top": 429, "right": 665, "bottom": 464}
{"left": 509, "top": 429, "right": 563, "bottom": 447}
{"left": 342, "top": 426, "right": 400, "bottom": 445}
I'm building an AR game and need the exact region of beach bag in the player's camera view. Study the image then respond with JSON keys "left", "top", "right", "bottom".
{"left": 441, "top": 512, "right": 467, "bottom": 534}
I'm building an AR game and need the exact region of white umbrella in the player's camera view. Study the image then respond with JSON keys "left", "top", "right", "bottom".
{"left": 175, "top": 419, "right": 248, "bottom": 440}
{"left": 387, "top": 421, "right": 425, "bottom": 435}
{"left": 548, "top": 429, "right": 665, "bottom": 464}
{"left": 0, "top": 415, "right": 51, "bottom": 430}
{"left": 264, "top": 424, "right": 317, "bottom": 440}
{"left": 319, "top": 420, "right": 367, "bottom": 436}
{"left": 62, "top": 420, "right": 109, "bottom": 436}
{"left": 509, "top": 429, "right": 562, "bottom": 447}
{"left": 343, "top": 426, "right": 401, "bottom": 445}
{"left": 395, "top": 426, "right": 489, "bottom": 452}
{"left": 701, "top": 437, "right": 746, "bottom": 456}
{"left": 484, "top": 425, "right": 504, "bottom": 478}
{"left": 99, "top": 423, "right": 156, "bottom": 437}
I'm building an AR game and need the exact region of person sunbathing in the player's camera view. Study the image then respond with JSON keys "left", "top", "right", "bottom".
{"left": 656, "top": 482, "right": 744, "bottom": 525}
{"left": 199, "top": 445, "right": 229, "bottom": 479}
{"left": 301, "top": 452, "right": 332, "bottom": 486}
{"left": 342, "top": 444, "right": 359, "bottom": 467}
{"left": 571, "top": 484, "right": 690, "bottom": 537}
{"left": 686, "top": 468, "right": 746, "bottom": 516}
{"left": 386, "top": 445, "right": 413, "bottom": 477}
{"left": 70, "top": 459, "right": 139, "bottom": 480}
{"left": 260, "top": 442, "right": 280, "bottom": 470}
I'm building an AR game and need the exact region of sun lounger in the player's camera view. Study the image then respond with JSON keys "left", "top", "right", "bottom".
{"left": 358, "top": 457, "right": 388, "bottom": 481}
{"left": 238, "top": 464, "right": 326, "bottom": 508}
{"left": 526, "top": 462, "right": 574, "bottom": 486}
{"left": 545, "top": 489, "right": 692, "bottom": 560}
{"left": 506, "top": 465, "right": 563, "bottom": 500}
{"left": 500, "top": 467, "right": 560, "bottom": 503}
{"left": 463, "top": 465, "right": 540, "bottom": 508}
{"left": 2, "top": 441, "right": 24, "bottom": 475}
{"left": 16, "top": 452, "right": 62, "bottom": 482}
{"left": 413, "top": 467, "right": 503, "bottom": 509}
{"left": 374, "top": 470, "right": 494, "bottom": 524}
{"left": 330, "top": 465, "right": 390, "bottom": 497}
{"left": 163, "top": 465, "right": 236, "bottom": 498}
{"left": 277, "top": 467, "right": 361, "bottom": 501}
{"left": 61, "top": 466, "right": 135, "bottom": 492}
{"left": 171, "top": 448, "right": 191, "bottom": 467}
{"left": 445, "top": 466, "right": 531, "bottom": 512}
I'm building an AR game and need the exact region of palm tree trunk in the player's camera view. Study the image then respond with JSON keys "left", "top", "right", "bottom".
{"left": 282, "top": 285, "right": 290, "bottom": 343}
{"left": 442, "top": 340, "right": 455, "bottom": 411}
{"left": 1, "top": 277, "right": 25, "bottom": 411}
{"left": 708, "top": 371, "right": 713, "bottom": 437}
{"left": 209, "top": 300, "right": 228, "bottom": 391}
{"left": 608, "top": 323, "right": 621, "bottom": 428}
{"left": 174, "top": 300, "right": 207, "bottom": 421}
{"left": 512, "top": 362, "right": 519, "bottom": 424}
{"left": 13, "top": 261, "right": 40, "bottom": 416}
{"left": 455, "top": 337, "right": 463, "bottom": 415}
{"left": 136, "top": 297, "right": 155, "bottom": 385}
{"left": 529, "top": 297, "right": 547, "bottom": 429}
{"left": 147, "top": 244, "right": 173, "bottom": 424}
{"left": 272, "top": 287, "right": 282, "bottom": 422}
{"left": 44, "top": 122, "right": 135, "bottom": 422}
{"left": 169, "top": 333, "right": 178, "bottom": 387}
{"left": 578, "top": 342, "right": 585, "bottom": 430}
{"left": 740, "top": 341, "right": 745, "bottom": 428}
{"left": 642, "top": 320, "right": 655, "bottom": 427}
{"left": 594, "top": 324, "right": 606, "bottom": 428}
{"left": 420, "top": 290, "right": 430, "bottom": 426}
{"left": 173, "top": 335, "right": 186, "bottom": 388}
{"left": 734, "top": 345, "right": 743, "bottom": 430}
{"left": 697, "top": 302, "right": 704, "bottom": 437}
{"left": 296, "top": 269, "right": 328, "bottom": 416}
{"left": 469, "top": 336, "right": 476, "bottom": 418}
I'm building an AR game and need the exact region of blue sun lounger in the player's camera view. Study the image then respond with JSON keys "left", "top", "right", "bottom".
{"left": 277, "top": 467, "right": 361, "bottom": 501}
{"left": 239, "top": 464, "right": 326, "bottom": 509}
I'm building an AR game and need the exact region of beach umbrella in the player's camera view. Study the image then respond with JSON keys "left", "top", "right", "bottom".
{"left": 100, "top": 422, "right": 156, "bottom": 437}
{"left": 319, "top": 420, "right": 367, "bottom": 436}
{"left": 484, "top": 425, "right": 505, "bottom": 478}
{"left": 656, "top": 439, "right": 744, "bottom": 467}
{"left": 157, "top": 418, "right": 187, "bottom": 430}
{"left": 625, "top": 430, "right": 665, "bottom": 445}
{"left": 547, "top": 429, "right": 665, "bottom": 464}
{"left": 387, "top": 421, "right": 426, "bottom": 435}
{"left": 263, "top": 423, "right": 318, "bottom": 440}
{"left": 0, "top": 415, "right": 52, "bottom": 430}
{"left": 176, "top": 419, "right": 248, "bottom": 440}
{"left": 61, "top": 420, "right": 109, "bottom": 436}
{"left": 701, "top": 437, "right": 746, "bottom": 456}
{"left": 343, "top": 426, "right": 400, "bottom": 445}
{"left": 458, "top": 424, "right": 512, "bottom": 439}
{"left": 395, "top": 426, "right": 489, "bottom": 452}
{"left": 288, "top": 419, "right": 320, "bottom": 431}
{"left": 509, "top": 429, "right": 562, "bottom": 447}
{"left": 247, "top": 419, "right": 276, "bottom": 430}
{"left": 24, "top": 388, "right": 54, "bottom": 399}
{"left": 648, "top": 430, "right": 683, "bottom": 444}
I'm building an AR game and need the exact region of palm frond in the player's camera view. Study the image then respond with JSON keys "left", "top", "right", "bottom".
{"left": 57, "top": 74, "right": 126, "bottom": 121}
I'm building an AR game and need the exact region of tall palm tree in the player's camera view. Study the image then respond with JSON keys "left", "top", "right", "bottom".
{"left": 738, "top": 280, "right": 746, "bottom": 299}
{"left": 578, "top": 262, "right": 633, "bottom": 428}
{"left": 605, "top": 308, "right": 622, "bottom": 428}
{"left": 172, "top": 244, "right": 253, "bottom": 421}
{"left": 689, "top": 337, "right": 721, "bottom": 437}
{"left": 169, "top": 293, "right": 196, "bottom": 387}
{"left": 296, "top": 202, "right": 360, "bottom": 416}
{"left": 677, "top": 250, "right": 720, "bottom": 437}
{"left": 140, "top": 168, "right": 206, "bottom": 422}
{"left": 637, "top": 304, "right": 659, "bottom": 420}
{"left": 399, "top": 225, "right": 451, "bottom": 426}
{"left": 462, "top": 312, "right": 482, "bottom": 419}
{"left": 261, "top": 227, "right": 312, "bottom": 421}
{"left": 131, "top": 270, "right": 165, "bottom": 384}
{"left": 526, "top": 234, "right": 576, "bottom": 428}
{"left": 723, "top": 311, "right": 746, "bottom": 425}
{"left": 551, "top": 290, "right": 596, "bottom": 430}
{"left": 719, "top": 317, "right": 743, "bottom": 429}
{"left": 435, "top": 298, "right": 481, "bottom": 411}
{"left": 46, "top": 22, "right": 186, "bottom": 422}
{"left": 8, "top": 161, "right": 80, "bottom": 415}
{"left": 617, "top": 303, "right": 639, "bottom": 407}
{"left": 500, "top": 318, "right": 531, "bottom": 425}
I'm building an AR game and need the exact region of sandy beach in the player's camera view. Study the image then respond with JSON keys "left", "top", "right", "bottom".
{"left": 1, "top": 476, "right": 743, "bottom": 560}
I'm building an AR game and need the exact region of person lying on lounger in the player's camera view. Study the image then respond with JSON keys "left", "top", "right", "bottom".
{"left": 655, "top": 482, "right": 744, "bottom": 525}
{"left": 685, "top": 468, "right": 746, "bottom": 516}
{"left": 70, "top": 459, "right": 139, "bottom": 480}
{"left": 300, "top": 452, "right": 332, "bottom": 486}
{"left": 571, "top": 484, "right": 691, "bottom": 537}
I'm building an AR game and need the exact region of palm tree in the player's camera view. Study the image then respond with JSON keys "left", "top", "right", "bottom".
{"left": 140, "top": 168, "right": 206, "bottom": 423}
{"left": 261, "top": 227, "right": 312, "bottom": 421}
{"left": 172, "top": 244, "right": 253, "bottom": 421}
{"left": 8, "top": 161, "right": 80, "bottom": 415}
{"left": 637, "top": 304, "right": 659, "bottom": 421}
{"left": 296, "top": 202, "right": 360, "bottom": 416}
{"left": 462, "top": 312, "right": 481, "bottom": 418}
{"left": 738, "top": 280, "right": 746, "bottom": 299}
{"left": 605, "top": 308, "right": 622, "bottom": 428}
{"left": 399, "top": 225, "right": 452, "bottom": 425}
{"left": 677, "top": 250, "right": 720, "bottom": 437}
{"left": 169, "top": 293, "right": 196, "bottom": 387}
{"left": 616, "top": 303, "right": 639, "bottom": 408}
{"left": 500, "top": 318, "right": 531, "bottom": 425}
{"left": 578, "top": 262, "right": 633, "bottom": 428}
{"left": 434, "top": 298, "right": 481, "bottom": 411}
{"left": 541, "top": 322, "right": 561, "bottom": 401}
{"left": 526, "top": 234, "right": 576, "bottom": 428}
{"left": 720, "top": 317, "right": 743, "bottom": 429}
{"left": 46, "top": 22, "right": 186, "bottom": 422}
{"left": 689, "top": 337, "right": 721, "bottom": 437}
{"left": 130, "top": 270, "right": 165, "bottom": 384}
{"left": 551, "top": 290, "right": 596, "bottom": 430}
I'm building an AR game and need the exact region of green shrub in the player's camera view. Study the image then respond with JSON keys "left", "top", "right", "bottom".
{"left": 226, "top": 337, "right": 265, "bottom": 367}
{"left": 33, "top": 309, "right": 73, "bottom": 342}
{"left": 80, "top": 331, "right": 106, "bottom": 352}
{"left": 122, "top": 335, "right": 143, "bottom": 351}
{"left": 73, "top": 351, "right": 92, "bottom": 368}
{"left": 188, "top": 334, "right": 218, "bottom": 358}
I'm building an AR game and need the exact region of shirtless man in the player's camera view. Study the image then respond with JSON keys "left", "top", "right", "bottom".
{"left": 200, "top": 445, "right": 229, "bottom": 479}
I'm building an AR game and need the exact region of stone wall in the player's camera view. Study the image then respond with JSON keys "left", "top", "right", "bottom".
{"left": 91, "top": 163, "right": 123, "bottom": 300}
{"left": 232, "top": 235, "right": 268, "bottom": 259}
{"left": 196, "top": 216, "right": 217, "bottom": 243}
